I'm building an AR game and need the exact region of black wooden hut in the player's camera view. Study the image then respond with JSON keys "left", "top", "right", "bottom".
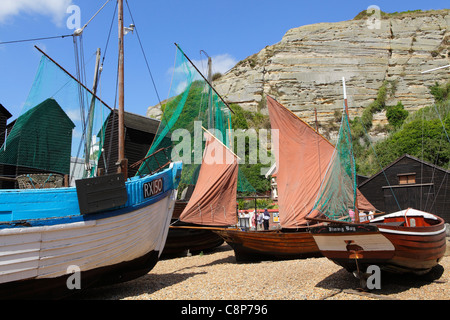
{"left": 358, "top": 154, "right": 450, "bottom": 223}
{"left": 97, "top": 110, "right": 162, "bottom": 177}
{"left": 0, "top": 104, "right": 12, "bottom": 144}
{"left": 0, "top": 104, "right": 12, "bottom": 188}
{"left": 0, "top": 99, "right": 75, "bottom": 188}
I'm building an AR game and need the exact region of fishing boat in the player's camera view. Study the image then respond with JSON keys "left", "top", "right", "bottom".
{"left": 311, "top": 209, "right": 446, "bottom": 275}
{"left": 309, "top": 78, "right": 447, "bottom": 278}
{"left": 0, "top": 0, "right": 182, "bottom": 299}
{"left": 213, "top": 95, "right": 375, "bottom": 262}
{"left": 177, "top": 128, "right": 240, "bottom": 236}
{"left": 162, "top": 201, "right": 224, "bottom": 256}
{"left": 136, "top": 45, "right": 233, "bottom": 256}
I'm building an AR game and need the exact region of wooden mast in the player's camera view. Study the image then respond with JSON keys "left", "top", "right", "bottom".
{"left": 117, "top": 0, "right": 127, "bottom": 178}
{"left": 342, "top": 77, "right": 359, "bottom": 223}
{"left": 207, "top": 56, "right": 214, "bottom": 129}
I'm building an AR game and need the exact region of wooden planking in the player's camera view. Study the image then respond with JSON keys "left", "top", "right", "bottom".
{"left": 216, "top": 229, "right": 320, "bottom": 257}
{"left": 358, "top": 155, "right": 450, "bottom": 222}
{"left": 97, "top": 111, "right": 159, "bottom": 177}
{"left": 37, "top": 193, "right": 173, "bottom": 278}
{"left": 382, "top": 231, "right": 447, "bottom": 262}
{"left": 0, "top": 190, "right": 175, "bottom": 282}
{"left": 311, "top": 213, "right": 446, "bottom": 273}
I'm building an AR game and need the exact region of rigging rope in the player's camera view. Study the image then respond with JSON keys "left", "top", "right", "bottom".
{"left": 125, "top": 0, "right": 163, "bottom": 109}
{"left": 359, "top": 117, "right": 402, "bottom": 211}
{"left": 75, "top": 0, "right": 112, "bottom": 36}
{"left": 0, "top": 34, "right": 73, "bottom": 45}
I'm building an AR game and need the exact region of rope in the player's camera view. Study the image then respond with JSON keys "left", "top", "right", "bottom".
{"left": 26, "top": 175, "right": 36, "bottom": 189}
{"left": 359, "top": 117, "right": 402, "bottom": 211}
{"left": 0, "top": 34, "right": 73, "bottom": 45}
{"left": 75, "top": 0, "right": 111, "bottom": 35}
{"left": 125, "top": 0, "right": 163, "bottom": 108}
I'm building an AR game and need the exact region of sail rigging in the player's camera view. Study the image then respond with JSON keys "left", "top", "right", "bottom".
{"left": 179, "top": 129, "right": 239, "bottom": 226}
{"left": 266, "top": 96, "right": 374, "bottom": 228}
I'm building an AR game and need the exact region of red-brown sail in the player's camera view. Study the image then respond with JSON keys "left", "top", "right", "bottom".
{"left": 179, "top": 130, "right": 239, "bottom": 226}
{"left": 266, "top": 96, "right": 374, "bottom": 228}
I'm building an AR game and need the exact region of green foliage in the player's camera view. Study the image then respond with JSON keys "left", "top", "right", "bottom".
{"left": 239, "top": 163, "right": 270, "bottom": 194}
{"left": 386, "top": 101, "right": 408, "bottom": 129}
{"left": 374, "top": 115, "right": 450, "bottom": 169}
{"left": 355, "top": 94, "right": 450, "bottom": 175}
{"left": 349, "top": 81, "right": 450, "bottom": 175}
{"left": 353, "top": 8, "right": 423, "bottom": 20}
{"left": 230, "top": 103, "right": 270, "bottom": 130}
{"left": 230, "top": 103, "right": 272, "bottom": 194}
{"left": 430, "top": 81, "right": 450, "bottom": 103}
{"left": 237, "top": 198, "right": 276, "bottom": 210}
{"left": 230, "top": 103, "right": 250, "bottom": 129}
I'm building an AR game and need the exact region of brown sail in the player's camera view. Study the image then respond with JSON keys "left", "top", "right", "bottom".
{"left": 179, "top": 129, "right": 239, "bottom": 226}
{"left": 266, "top": 96, "right": 374, "bottom": 228}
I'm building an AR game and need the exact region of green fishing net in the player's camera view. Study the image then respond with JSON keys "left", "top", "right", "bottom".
{"left": 136, "top": 45, "right": 255, "bottom": 193}
{"left": 0, "top": 55, "right": 110, "bottom": 178}
{"left": 312, "top": 107, "right": 357, "bottom": 221}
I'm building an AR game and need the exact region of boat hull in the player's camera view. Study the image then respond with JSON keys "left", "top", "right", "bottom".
{"left": 0, "top": 163, "right": 182, "bottom": 299}
{"left": 214, "top": 228, "right": 321, "bottom": 262}
{"left": 0, "top": 248, "right": 160, "bottom": 299}
{"left": 164, "top": 225, "right": 224, "bottom": 256}
{"left": 162, "top": 201, "right": 224, "bottom": 256}
{"left": 311, "top": 211, "right": 447, "bottom": 274}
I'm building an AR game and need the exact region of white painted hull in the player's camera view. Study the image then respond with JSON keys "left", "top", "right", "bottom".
{"left": 0, "top": 189, "right": 177, "bottom": 286}
{"left": 313, "top": 232, "right": 395, "bottom": 253}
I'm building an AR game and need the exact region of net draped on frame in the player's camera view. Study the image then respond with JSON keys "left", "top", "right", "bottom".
{"left": 0, "top": 55, "right": 110, "bottom": 179}
{"left": 136, "top": 45, "right": 256, "bottom": 194}
{"left": 311, "top": 107, "right": 358, "bottom": 221}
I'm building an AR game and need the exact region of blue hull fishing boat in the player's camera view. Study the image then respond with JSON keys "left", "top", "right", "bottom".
{"left": 0, "top": 164, "right": 181, "bottom": 299}
{"left": 0, "top": 0, "right": 182, "bottom": 298}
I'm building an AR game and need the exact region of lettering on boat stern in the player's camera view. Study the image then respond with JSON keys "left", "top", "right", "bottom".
{"left": 143, "top": 178, "right": 164, "bottom": 198}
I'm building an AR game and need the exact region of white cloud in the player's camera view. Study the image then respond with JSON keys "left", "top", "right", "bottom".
{"left": 191, "top": 53, "right": 237, "bottom": 76}
{"left": 168, "top": 53, "right": 237, "bottom": 96}
{"left": 0, "top": 0, "right": 73, "bottom": 26}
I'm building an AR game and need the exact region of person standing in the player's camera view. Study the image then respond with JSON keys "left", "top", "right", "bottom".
{"left": 263, "top": 208, "right": 270, "bottom": 230}
{"left": 257, "top": 211, "right": 263, "bottom": 230}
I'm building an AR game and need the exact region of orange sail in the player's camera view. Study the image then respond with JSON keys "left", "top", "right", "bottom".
{"left": 179, "top": 129, "right": 239, "bottom": 226}
{"left": 266, "top": 96, "right": 374, "bottom": 228}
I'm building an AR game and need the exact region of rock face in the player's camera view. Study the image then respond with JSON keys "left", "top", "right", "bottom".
{"left": 211, "top": 10, "right": 450, "bottom": 125}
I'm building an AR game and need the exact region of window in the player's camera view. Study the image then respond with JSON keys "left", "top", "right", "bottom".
{"left": 398, "top": 173, "right": 416, "bottom": 185}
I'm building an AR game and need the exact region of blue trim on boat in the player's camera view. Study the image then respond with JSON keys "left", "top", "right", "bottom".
{"left": 0, "top": 162, "right": 182, "bottom": 229}
{"left": 0, "top": 189, "right": 172, "bottom": 229}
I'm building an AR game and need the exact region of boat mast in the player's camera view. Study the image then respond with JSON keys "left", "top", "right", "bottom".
{"left": 84, "top": 48, "right": 102, "bottom": 177}
{"left": 117, "top": 0, "right": 127, "bottom": 178}
{"left": 342, "top": 77, "right": 359, "bottom": 223}
{"left": 207, "top": 56, "right": 214, "bottom": 129}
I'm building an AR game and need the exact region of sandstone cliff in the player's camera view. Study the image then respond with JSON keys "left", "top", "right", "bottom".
{"left": 210, "top": 10, "right": 450, "bottom": 127}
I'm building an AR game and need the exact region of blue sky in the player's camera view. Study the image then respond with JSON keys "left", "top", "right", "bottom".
{"left": 0, "top": 0, "right": 448, "bottom": 120}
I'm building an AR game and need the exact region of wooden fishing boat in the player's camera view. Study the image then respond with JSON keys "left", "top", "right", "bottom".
{"left": 163, "top": 202, "right": 224, "bottom": 255}
{"left": 309, "top": 78, "right": 447, "bottom": 278}
{"left": 0, "top": 163, "right": 181, "bottom": 299}
{"left": 0, "top": 0, "right": 182, "bottom": 299}
{"left": 210, "top": 96, "right": 375, "bottom": 262}
{"left": 310, "top": 208, "right": 447, "bottom": 274}
{"left": 214, "top": 228, "right": 320, "bottom": 262}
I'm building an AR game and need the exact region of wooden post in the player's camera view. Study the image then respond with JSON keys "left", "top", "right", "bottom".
{"left": 207, "top": 56, "right": 215, "bottom": 129}
{"left": 314, "top": 108, "right": 319, "bottom": 132}
{"left": 117, "top": 0, "right": 127, "bottom": 179}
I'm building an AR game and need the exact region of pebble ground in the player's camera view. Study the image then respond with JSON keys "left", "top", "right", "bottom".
{"left": 75, "top": 239, "right": 450, "bottom": 300}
